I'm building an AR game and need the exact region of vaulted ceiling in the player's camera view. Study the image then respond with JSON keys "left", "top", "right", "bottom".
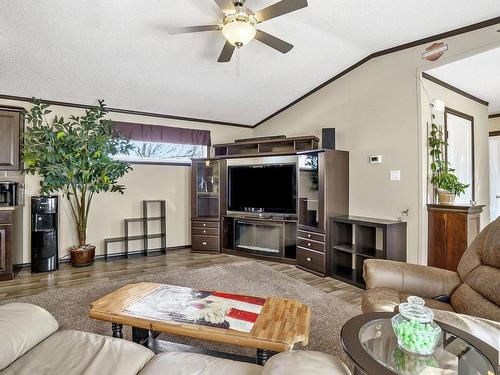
{"left": 427, "top": 46, "right": 500, "bottom": 114}
{"left": 1, "top": 1, "right": 499, "bottom": 125}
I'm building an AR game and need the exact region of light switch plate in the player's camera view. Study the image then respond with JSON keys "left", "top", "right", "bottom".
{"left": 390, "top": 170, "right": 401, "bottom": 181}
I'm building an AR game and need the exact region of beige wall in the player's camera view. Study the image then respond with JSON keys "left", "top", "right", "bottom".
{"left": 254, "top": 24, "right": 500, "bottom": 264}
{"left": 490, "top": 116, "right": 500, "bottom": 132}
{"left": 420, "top": 79, "right": 490, "bottom": 236}
{"left": 0, "top": 98, "right": 252, "bottom": 264}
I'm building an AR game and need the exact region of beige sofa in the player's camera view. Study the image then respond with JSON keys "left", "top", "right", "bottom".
{"left": 0, "top": 303, "right": 351, "bottom": 375}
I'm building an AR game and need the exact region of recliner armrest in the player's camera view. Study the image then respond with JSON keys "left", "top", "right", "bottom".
{"left": 363, "top": 259, "right": 462, "bottom": 299}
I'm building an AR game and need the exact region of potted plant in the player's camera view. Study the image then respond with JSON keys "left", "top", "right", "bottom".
{"left": 23, "top": 99, "right": 133, "bottom": 266}
{"left": 428, "top": 122, "right": 468, "bottom": 204}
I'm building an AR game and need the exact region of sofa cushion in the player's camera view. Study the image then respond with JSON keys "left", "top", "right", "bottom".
{"left": 361, "top": 287, "right": 455, "bottom": 314}
{"left": 464, "top": 265, "right": 500, "bottom": 306}
{"left": 450, "top": 283, "right": 500, "bottom": 322}
{"left": 0, "top": 330, "right": 154, "bottom": 375}
{"left": 0, "top": 303, "right": 59, "bottom": 371}
{"left": 139, "top": 352, "right": 262, "bottom": 375}
{"left": 261, "top": 351, "right": 351, "bottom": 375}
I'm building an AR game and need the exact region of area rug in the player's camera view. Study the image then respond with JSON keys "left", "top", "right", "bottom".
{"left": 1, "top": 260, "right": 360, "bottom": 366}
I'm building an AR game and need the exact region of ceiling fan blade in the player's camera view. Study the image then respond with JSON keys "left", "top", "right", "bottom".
{"left": 214, "top": 0, "right": 235, "bottom": 13}
{"left": 218, "top": 41, "right": 236, "bottom": 62}
{"left": 255, "top": 30, "right": 293, "bottom": 53}
{"left": 168, "top": 25, "right": 220, "bottom": 35}
{"left": 254, "top": 0, "right": 308, "bottom": 23}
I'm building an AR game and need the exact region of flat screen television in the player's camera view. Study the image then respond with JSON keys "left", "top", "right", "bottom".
{"left": 228, "top": 164, "right": 297, "bottom": 214}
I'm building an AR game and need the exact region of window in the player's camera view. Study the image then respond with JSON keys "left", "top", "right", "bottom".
{"left": 115, "top": 141, "right": 207, "bottom": 164}
{"left": 111, "top": 121, "right": 211, "bottom": 165}
{"left": 445, "top": 108, "right": 474, "bottom": 204}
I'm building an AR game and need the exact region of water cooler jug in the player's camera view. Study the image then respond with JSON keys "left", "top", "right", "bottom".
{"left": 31, "top": 196, "right": 58, "bottom": 272}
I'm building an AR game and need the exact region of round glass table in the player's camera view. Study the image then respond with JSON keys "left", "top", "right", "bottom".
{"left": 341, "top": 312, "right": 497, "bottom": 375}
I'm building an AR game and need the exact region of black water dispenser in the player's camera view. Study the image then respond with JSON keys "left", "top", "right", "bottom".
{"left": 31, "top": 196, "right": 58, "bottom": 272}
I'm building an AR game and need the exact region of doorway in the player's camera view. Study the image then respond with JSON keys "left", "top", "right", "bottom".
{"left": 489, "top": 133, "right": 500, "bottom": 220}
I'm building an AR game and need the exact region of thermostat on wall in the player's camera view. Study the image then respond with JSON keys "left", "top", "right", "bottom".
{"left": 369, "top": 155, "right": 382, "bottom": 164}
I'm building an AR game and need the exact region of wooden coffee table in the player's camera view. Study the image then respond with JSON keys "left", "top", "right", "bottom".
{"left": 89, "top": 282, "right": 310, "bottom": 365}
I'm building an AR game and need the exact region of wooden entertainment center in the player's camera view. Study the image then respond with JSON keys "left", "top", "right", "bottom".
{"left": 191, "top": 135, "right": 406, "bottom": 285}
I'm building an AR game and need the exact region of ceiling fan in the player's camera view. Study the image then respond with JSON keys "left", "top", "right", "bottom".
{"left": 168, "top": 0, "right": 308, "bottom": 63}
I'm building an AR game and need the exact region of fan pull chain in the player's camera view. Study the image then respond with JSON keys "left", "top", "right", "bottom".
{"left": 236, "top": 47, "right": 240, "bottom": 77}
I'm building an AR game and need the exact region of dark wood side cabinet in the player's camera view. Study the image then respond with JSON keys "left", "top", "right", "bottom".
{"left": 0, "top": 108, "right": 23, "bottom": 171}
{"left": 0, "top": 210, "right": 14, "bottom": 281}
{"left": 191, "top": 159, "right": 226, "bottom": 253}
{"left": 427, "top": 204, "right": 484, "bottom": 272}
{"left": 296, "top": 150, "right": 349, "bottom": 276}
{"left": 330, "top": 216, "right": 407, "bottom": 288}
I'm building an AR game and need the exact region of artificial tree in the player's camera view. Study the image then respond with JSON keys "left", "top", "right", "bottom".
{"left": 23, "top": 99, "right": 133, "bottom": 265}
{"left": 428, "top": 121, "right": 468, "bottom": 204}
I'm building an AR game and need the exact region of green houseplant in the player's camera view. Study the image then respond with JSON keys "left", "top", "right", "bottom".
{"left": 23, "top": 99, "right": 133, "bottom": 266}
{"left": 428, "top": 122, "right": 468, "bottom": 204}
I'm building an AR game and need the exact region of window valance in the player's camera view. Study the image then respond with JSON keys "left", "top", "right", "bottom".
{"left": 111, "top": 121, "right": 211, "bottom": 146}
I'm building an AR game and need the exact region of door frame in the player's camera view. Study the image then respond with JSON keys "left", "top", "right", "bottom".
{"left": 444, "top": 107, "right": 475, "bottom": 201}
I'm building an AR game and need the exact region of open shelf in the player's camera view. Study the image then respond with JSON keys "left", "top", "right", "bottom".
{"left": 329, "top": 216, "right": 407, "bottom": 288}
{"left": 213, "top": 135, "right": 319, "bottom": 158}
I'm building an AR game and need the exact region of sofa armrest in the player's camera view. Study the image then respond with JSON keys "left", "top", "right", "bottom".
{"left": 363, "top": 259, "right": 462, "bottom": 299}
{"left": 261, "top": 351, "right": 351, "bottom": 375}
{"left": 0, "top": 303, "right": 59, "bottom": 371}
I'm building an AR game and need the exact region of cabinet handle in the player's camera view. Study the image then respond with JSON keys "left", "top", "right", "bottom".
{"left": 203, "top": 223, "right": 206, "bottom": 227}
{"left": 307, "top": 234, "right": 311, "bottom": 238}
{"left": 203, "top": 230, "right": 206, "bottom": 234}
{"left": 306, "top": 257, "right": 312, "bottom": 262}
{"left": 307, "top": 242, "right": 311, "bottom": 247}
{"left": 202, "top": 242, "right": 207, "bottom": 245}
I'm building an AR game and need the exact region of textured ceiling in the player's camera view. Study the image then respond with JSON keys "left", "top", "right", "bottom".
{"left": 1, "top": 1, "right": 500, "bottom": 125}
{"left": 427, "top": 46, "right": 500, "bottom": 114}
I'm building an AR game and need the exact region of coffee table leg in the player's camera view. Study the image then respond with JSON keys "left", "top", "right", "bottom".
{"left": 112, "top": 323, "right": 123, "bottom": 339}
{"left": 132, "top": 327, "right": 150, "bottom": 345}
{"left": 256, "top": 349, "right": 273, "bottom": 366}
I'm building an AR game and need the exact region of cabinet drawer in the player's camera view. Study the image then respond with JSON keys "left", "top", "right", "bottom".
{"left": 192, "top": 235, "right": 219, "bottom": 252}
{"left": 297, "top": 237, "right": 325, "bottom": 253}
{"left": 297, "top": 230, "right": 325, "bottom": 242}
{"left": 192, "top": 220, "right": 219, "bottom": 229}
{"left": 0, "top": 212, "right": 12, "bottom": 225}
{"left": 192, "top": 227, "right": 219, "bottom": 236}
{"left": 296, "top": 248, "right": 325, "bottom": 274}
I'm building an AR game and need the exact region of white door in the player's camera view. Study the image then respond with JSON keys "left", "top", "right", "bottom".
{"left": 489, "top": 135, "right": 500, "bottom": 220}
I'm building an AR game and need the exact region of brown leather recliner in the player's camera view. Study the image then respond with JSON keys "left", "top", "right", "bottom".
{"left": 362, "top": 217, "right": 500, "bottom": 322}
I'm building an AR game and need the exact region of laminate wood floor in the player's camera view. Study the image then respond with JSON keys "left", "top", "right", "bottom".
{"left": 0, "top": 249, "right": 363, "bottom": 307}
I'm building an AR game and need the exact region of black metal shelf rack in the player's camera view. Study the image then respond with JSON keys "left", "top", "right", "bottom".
{"left": 104, "top": 200, "right": 167, "bottom": 260}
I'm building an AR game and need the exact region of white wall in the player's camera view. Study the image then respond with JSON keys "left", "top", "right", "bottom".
{"left": 490, "top": 116, "right": 500, "bottom": 132}
{"left": 253, "top": 24, "right": 500, "bottom": 264}
{"left": 0, "top": 98, "right": 252, "bottom": 264}
{"left": 420, "top": 79, "right": 490, "bottom": 230}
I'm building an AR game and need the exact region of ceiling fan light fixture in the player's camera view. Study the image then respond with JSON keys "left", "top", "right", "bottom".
{"left": 222, "top": 19, "right": 256, "bottom": 47}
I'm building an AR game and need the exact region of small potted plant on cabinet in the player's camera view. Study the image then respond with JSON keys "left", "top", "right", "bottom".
{"left": 428, "top": 122, "right": 468, "bottom": 204}
{"left": 23, "top": 99, "right": 133, "bottom": 266}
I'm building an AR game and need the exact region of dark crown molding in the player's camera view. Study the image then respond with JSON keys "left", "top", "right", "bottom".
{"left": 0, "top": 93, "right": 253, "bottom": 129}
{"left": 1, "top": 16, "right": 499, "bottom": 129}
{"left": 422, "top": 73, "right": 489, "bottom": 106}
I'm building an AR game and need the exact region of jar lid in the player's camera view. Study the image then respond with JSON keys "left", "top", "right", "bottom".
{"left": 398, "top": 296, "right": 433, "bottom": 323}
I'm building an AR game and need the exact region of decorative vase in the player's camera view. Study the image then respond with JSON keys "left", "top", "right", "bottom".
{"left": 69, "top": 244, "right": 96, "bottom": 267}
{"left": 437, "top": 189, "right": 455, "bottom": 205}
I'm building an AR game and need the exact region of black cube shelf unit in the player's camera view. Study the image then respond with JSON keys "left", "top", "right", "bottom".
{"left": 104, "top": 200, "right": 167, "bottom": 260}
{"left": 329, "top": 215, "right": 407, "bottom": 288}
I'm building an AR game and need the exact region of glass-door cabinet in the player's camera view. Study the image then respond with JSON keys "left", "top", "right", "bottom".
{"left": 191, "top": 158, "right": 226, "bottom": 253}
{"left": 298, "top": 151, "right": 323, "bottom": 232}
{"left": 192, "top": 159, "right": 226, "bottom": 219}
